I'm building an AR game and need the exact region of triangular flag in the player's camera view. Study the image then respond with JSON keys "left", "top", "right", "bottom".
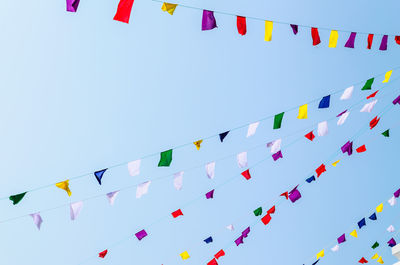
{"left": 235, "top": 235, "right": 244, "bottom": 246}
{"left": 383, "top": 70, "right": 392, "bottom": 83}
{"left": 280, "top": 191, "right": 289, "bottom": 200}
{"left": 318, "top": 121, "right": 328, "bottom": 136}
{"left": 372, "top": 242, "right": 379, "bottom": 249}
{"left": 356, "top": 145, "right": 367, "bottom": 153}
{"left": 202, "top": 10, "right": 217, "bottom": 31}
{"left": 319, "top": 95, "right": 331, "bottom": 109}
{"left": 161, "top": 2, "right": 177, "bottom": 15}
{"left": 99, "top": 249, "right": 108, "bottom": 258}
{"left": 247, "top": 122, "right": 259, "bottom": 137}
{"left": 226, "top": 224, "right": 234, "bottom": 231}
{"left": 94, "top": 168, "right": 107, "bottom": 185}
{"left": 382, "top": 129, "right": 390, "bottom": 137}
{"left": 305, "top": 131, "right": 315, "bottom": 141}
{"left": 312, "top": 260, "right": 320, "bottom": 265}
{"left": 66, "top": 0, "right": 80, "bottom": 12}
{"left": 193, "top": 140, "right": 203, "bottom": 150}
{"left": 173, "top": 171, "right": 184, "bottom": 190}
{"left": 328, "top": 30, "right": 339, "bottom": 48}
{"left": 388, "top": 238, "right": 397, "bottom": 247}
{"left": 205, "top": 161, "right": 216, "bottom": 179}
{"left": 337, "top": 112, "right": 350, "bottom": 126}
{"left": 219, "top": 131, "right": 229, "bottom": 142}
{"left": 106, "top": 191, "right": 119, "bottom": 205}
{"left": 345, "top": 32, "right": 357, "bottom": 48}
{"left": 331, "top": 160, "right": 340, "bottom": 167}
{"left": 337, "top": 234, "right": 346, "bottom": 244}
{"left": 362, "top": 78, "right": 374, "bottom": 90}
{"left": 370, "top": 116, "right": 380, "bottom": 129}
{"left": 367, "top": 91, "right": 379, "bottom": 99}
{"left": 358, "top": 257, "right": 368, "bottom": 264}
{"left": 158, "top": 149, "right": 172, "bottom": 167}
{"left": 9, "top": 192, "right": 27, "bottom": 205}
{"left": 253, "top": 207, "right": 262, "bottom": 216}
{"left": 380, "top": 35, "right": 388, "bottom": 51}
{"left": 113, "top": 0, "right": 135, "bottom": 24}
{"left": 371, "top": 253, "right": 378, "bottom": 259}
{"left": 136, "top": 181, "right": 151, "bottom": 198}
{"left": 360, "top": 100, "right": 378, "bottom": 113}
{"left": 242, "top": 227, "right": 250, "bottom": 238}
{"left": 290, "top": 24, "right": 298, "bottom": 35}
{"left": 341, "top": 141, "right": 353, "bottom": 156}
{"left": 171, "top": 209, "right": 183, "bottom": 218}
{"left": 261, "top": 213, "right": 271, "bottom": 225}
{"left": 70, "top": 201, "right": 83, "bottom": 220}
{"left": 316, "top": 249, "right": 324, "bottom": 259}
{"left": 30, "top": 213, "right": 43, "bottom": 230}
{"left": 388, "top": 196, "right": 396, "bottom": 206}
{"left": 316, "top": 164, "right": 326, "bottom": 177}
{"left": 267, "top": 139, "right": 282, "bottom": 154}
{"left": 237, "top": 152, "right": 248, "bottom": 168}
{"left": 264, "top": 21, "right": 273, "bottom": 41}
{"left": 204, "top": 236, "right": 213, "bottom": 244}
{"left": 369, "top": 212, "right": 377, "bottom": 220}
{"left": 393, "top": 95, "right": 400, "bottom": 105}
{"left": 241, "top": 169, "right": 251, "bottom": 180}
{"left": 350, "top": 229, "right": 358, "bottom": 238}
{"left": 387, "top": 225, "right": 395, "bottom": 233}
{"left": 376, "top": 203, "right": 383, "bottom": 213}
{"left": 55, "top": 180, "right": 72, "bottom": 196}
{"left": 298, "top": 104, "right": 308, "bottom": 119}
{"left": 273, "top": 112, "right": 284, "bottom": 129}
{"left": 267, "top": 206, "right": 276, "bottom": 214}
{"left": 358, "top": 218, "right": 366, "bottom": 229}
{"left": 377, "top": 256, "right": 384, "bottom": 264}
{"left": 214, "top": 249, "right": 225, "bottom": 259}
{"left": 331, "top": 245, "right": 339, "bottom": 252}
{"left": 128, "top": 159, "right": 141, "bottom": 176}
{"left": 341, "top": 86, "right": 354, "bottom": 100}
{"left": 205, "top": 189, "right": 214, "bottom": 199}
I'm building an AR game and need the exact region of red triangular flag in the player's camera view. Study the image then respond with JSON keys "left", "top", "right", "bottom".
{"left": 267, "top": 205, "right": 275, "bottom": 214}
{"left": 367, "top": 34, "right": 374, "bottom": 49}
{"left": 395, "top": 36, "right": 400, "bottom": 45}
{"left": 261, "top": 213, "right": 272, "bottom": 225}
{"left": 214, "top": 249, "right": 225, "bottom": 259}
{"left": 358, "top": 257, "right": 368, "bottom": 264}
{"left": 113, "top": 0, "right": 135, "bottom": 24}
{"left": 370, "top": 116, "right": 380, "bottom": 129}
{"left": 367, "top": 90, "right": 379, "bottom": 99}
{"left": 99, "top": 249, "right": 108, "bottom": 258}
{"left": 311, "top": 27, "right": 321, "bottom": 46}
{"left": 316, "top": 164, "right": 326, "bottom": 177}
{"left": 305, "top": 131, "right": 315, "bottom": 141}
{"left": 208, "top": 258, "right": 218, "bottom": 265}
{"left": 171, "top": 209, "right": 183, "bottom": 218}
{"left": 356, "top": 145, "right": 366, "bottom": 153}
{"left": 236, "top": 16, "right": 247, "bottom": 36}
{"left": 280, "top": 191, "right": 289, "bottom": 200}
{"left": 241, "top": 169, "right": 251, "bottom": 180}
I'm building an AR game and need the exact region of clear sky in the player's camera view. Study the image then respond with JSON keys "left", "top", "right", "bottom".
{"left": 1, "top": 0, "right": 400, "bottom": 265}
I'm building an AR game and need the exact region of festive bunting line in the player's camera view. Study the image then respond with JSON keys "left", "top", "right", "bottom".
{"left": 1, "top": 68, "right": 398, "bottom": 204}
{"left": 154, "top": 0, "right": 400, "bottom": 50}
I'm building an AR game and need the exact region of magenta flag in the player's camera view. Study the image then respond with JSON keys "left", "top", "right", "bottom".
{"left": 202, "top": 10, "right": 217, "bottom": 31}
{"left": 272, "top": 150, "right": 283, "bottom": 161}
{"left": 135, "top": 229, "right": 147, "bottom": 240}
{"left": 242, "top": 227, "right": 250, "bottom": 238}
{"left": 345, "top": 32, "right": 357, "bottom": 48}
{"left": 289, "top": 186, "right": 301, "bottom": 203}
{"left": 290, "top": 24, "right": 298, "bottom": 35}
{"left": 337, "top": 234, "right": 346, "bottom": 244}
{"left": 206, "top": 189, "right": 214, "bottom": 199}
{"left": 341, "top": 141, "right": 353, "bottom": 156}
{"left": 393, "top": 95, "right": 400, "bottom": 105}
{"left": 235, "top": 235, "right": 244, "bottom": 246}
{"left": 66, "top": 0, "right": 80, "bottom": 12}
{"left": 395, "top": 188, "right": 400, "bottom": 198}
{"left": 380, "top": 35, "right": 388, "bottom": 51}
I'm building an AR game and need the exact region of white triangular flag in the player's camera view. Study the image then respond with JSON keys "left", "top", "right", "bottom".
{"left": 29, "top": 212, "right": 43, "bottom": 230}
{"left": 70, "top": 201, "right": 83, "bottom": 220}
{"left": 136, "top": 181, "right": 151, "bottom": 198}
{"left": 331, "top": 244, "right": 339, "bottom": 252}
{"left": 360, "top": 100, "right": 378, "bottom": 113}
{"left": 128, "top": 159, "right": 141, "bottom": 176}
{"left": 318, "top": 121, "right": 328, "bottom": 136}
{"left": 226, "top": 224, "right": 234, "bottom": 231}
{"left": 106, "top": 190, "right": 119, "bottom": 205}
{"left": 205, "top": 162, "right": 216, "bottom": 179}
{"left": 173, "top": 171, "right": 184, "bottom": 190}
{"left": 340, "top": 86, "right": 354, "bottom": 100}
{"left": 267, "top": 139, "right": 282, "bottom": 153}
{"left": 387, "top": 225, "right": 395, "bottom": 233}
{"left": 388, "top": 196, "right": 396, "bottom": 206}
{"left": 337, "top": 112, "right": 350, "bottom": 126}
{"left": 237, "top": 152, "right": 248, "bottom": 168}
{"left": 246, "top": 122, "right": 259, "bottom": 138}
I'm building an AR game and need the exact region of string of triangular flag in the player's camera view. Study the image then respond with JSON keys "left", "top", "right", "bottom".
{"left": 2, "top": 68, "right": 397, "bottom": 206}
{"left": 153, "top": 0, "right": 400, "bottom": 51}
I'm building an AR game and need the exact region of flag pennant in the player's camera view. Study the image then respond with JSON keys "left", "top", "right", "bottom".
{"left": 370, "top": 116, "right": 380, "bottom": 129}
{"left": 377, "top": 256, "right": 384, "bottom": 264}
{"left": 337, "top": 112, "right": 350, "bottom": 126}
{"left": 396, "top": 36, "right": 400, "bottom": 45}
{"left": 388, "top": 238, "right": 397, "bottom": 247}
{"left": 328, "top": 30, "right": 339, "bottom": 48}
{"left": 382, "top": 129, "right": 390, "bottom": 137}
{"left": 128, "top": 159, "right": 141, "bottom": 176}
{"left": 193, "top": 140, "right": 203, "bottom": 150}
{"left": 180, "top": 251, "right": 190, "bottom": 260}
{"left": 362, "top": 78, "right": 374, "bottom": 90}
{"left": 316, "top": 164, "right": 326, "bottom": 177}
{"left": 113, "top": 0, "right": 135, "bottom": 24}
{"left": 30, "top": 213, "right": 43, "bottom": 230}
{"left": 161, "top": 2, "right": 177, "bottom": 15}
{"left": 264, "top": 21, "right": 273, "bottom": 41}
{"left": 172, "top": 209, "right": 183, "bottom": 218}
{"left": 66, "top": 0, "right": 80, "bottom": 12}
{"left": 242, "top": 227, "right": 250, "bottom": 238}
{"left": 235, "top": 235, "right": 244, "bottom": 246}
{"left": 388, "top": 196, "right": 396, "bottom": 206}
{"left": 395, "top": 188, "right": 400, "bottom": 198}
{"left": 298, "top": 104, "right": 308, "bottom": 119}
{"left": 267, "top": 205, "right": 276, "bottom": 214}
{"left": 158, "top": 149, "right": 172, "bottom": 167}
{"left": 290, "top": 24, "right": 298, "bottom": 35}
{"left": 318, "top": 121, "right": 328, "bottom": 136}
{"left": 311, "top": 27, "right": 321, "bottom": 46}
{"left": 206, "top": 189, "right": 214, "bottom": 199}
{"left": 204, "top": 236, "right": 213, "bottom": 244}
{"left": 359, "top": 257, "right": 368, "bottom": 264}
{"left": 305, "top": 131, "right": 315, "bottom": 141}
{"left": 55, "top": 180, "right": 72, "bottom": 196}
{"left": 356, "top": 145, "right": 367, "bottom": 153}
{"left": 272, "top": 150, "right": 283, "bottom": 161}
{"left": 379, "top": 35, "right": 388, "bottom": 51}
{"left": 206, "top": 162, "right": 216, "bottom": 179}
{"left": 345, "top": 32, "right": 357, "bottom": 48}
{"left": 94, "top": 168, "right": 107, "bottom": 185}
{"left": 376, "top": 203, "right": 383, "bottom": 213}
{"left": 226, "top": 224, "right": 234, "bottom": 231}
{"left": 350, "top": 229, "right": 358, "bottom": 238}
{"left": 237, "top": 16, "right": 247, "bottom": 35}
{"left": 316, "top": 249, "right": 324, "bottom": 259}
{"left": 358, "top": 218, "right": 366, "bottom": 229}
{"left": 341, "top": 86, "right": 354, "bottom": 100}
{"left": 267, "top": 139, "right": 282, "bottom": 154}
{"left": 369, "top": 212, "right": 377, "bottom": 221}
{"left": 306, "top": 175, "right": 316, "bottom": 183}
{"left": 393, "top": 95, "right": 400, "bottom": 105}
{"left": 214, "top": 249, "right": 225, "bottom": 259}
{"left": 337, "top": 234, "right": 346, "bottom": 244}
{"left": 319, "top": 95, "right": 331, "bottom": 109}
{"left": 247, "top": 122, "right": 259, "bottom": 137}
{"left": 106, "top": 191, "right": 119, "bottom": 205}
{"left": 173, "top": 171, "right": 184, "bottom": 190}
{"left": 367, "top": 90, "right": 379, "bottom": 99}
{"left": 387, "top": 225, "right": 395, "bottom": 233}
{"left": 202, "top": 10, "right": 217, "bottom": 31}
{"left": 70, "top": 201, "right": 83, "bottom": 220}
{"left": 331, "top": 245, "right": 339, "bottom": 252}
{"left": 337, "top": 109, "right": 348, "bottom": 117}
{"left": 219, "top": 131, "right": 229, "bottom": 142}
{"left": 261, "top": 213, "right": 272, "bottom": 225}
{"left": 241, "top": 169, "right": 251, "bottom": 180}
{"left": 135, "top": 229, "right": 148, "bottom": 240}
{"left": 237, "top": 152, "right": 248, "bottom": 168}
{"left": 253, "top": 207, "right": 262, "bottom": 216}
{"left": 289, "top": 185, "right": 301, "bottom": 203}
{"left": 312, "top": 260, "right": 320, "bottom": 265}
{"left": 273, "top": 112, "right": 284, "bottom": 129}
{"left": 372, "top": 242, "right": 379, "bottom": 249}
{"left": 99, "top": 249, "right": 108, "bottom": 258}
{"left": 280, "top": 191, "right": 289, "bottom": 200}
{"left": 371, "top": 253, "right": 379, "bottom": 259}
{"left": 331, "top": 160, "right": 340, "bottom": 167}
{"left": 9, "top": 192, "right": 27, "bottom": 205}
{"left": 360, "top": 100, "right": 378, "bottom": 113}
{"left": 341, "top": 141, "right": 353, "bottom": 156}
{"left": 367, "top": 34, "right": 374, "bottom": 49}
{"left": 136, "top": 181, "right": 151, "bottom": 198}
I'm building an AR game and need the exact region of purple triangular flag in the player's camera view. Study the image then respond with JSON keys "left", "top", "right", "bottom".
{"left": 290, "top": 24, "right": 298, "bottom": 35}
{"left": 394, "top": 188, "right": 400, "bottom": 198}
{"left": 235, "top": 235, "right": 244, "bottom": 246}
{"left": 337, "top": 234, "right": 346, "bottom": 244}
{"left": 388, "top": 237, "right": 397, "bottom": 247}
{"left": 135, "top": 229, "right": 148, "bottom": 240}
{"left": 337, "top": 110, "right": 348, "bottom": 117}
{"left": 393, "top": 95, "right": 400, "bottom": 105}
{"left": 242, "top": 227, "right": 250, "bottom": 238}
{"left": 345, "top": 32, "right": 357, "bottom": 48}
{"left": 380, "top": 35, "right": 388, "bottom": 51}
{"left": 206, "top": 189, "right": 214, "bottom": 199}
{"left": 272, "top": 150, "right": 283, "bottom": 161}
{"left": 66, "top": 0, "right": 80, "bottom": 12}
{"left": 202, "top": 10, "right": 217, "bottom": 31}
{"left": 341, "top": 141, "right": 353, "bottom": 156}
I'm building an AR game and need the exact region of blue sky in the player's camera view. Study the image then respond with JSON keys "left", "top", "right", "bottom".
{"left": 1, "top": 0, "right": 400, "bottom": 264}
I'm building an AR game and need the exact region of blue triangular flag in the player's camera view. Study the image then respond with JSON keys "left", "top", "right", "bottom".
{"left": 204, "top": 236, "right": 213, "bottom": 244}
{"left": 306, "top": 176, "right": 316, "bottom": 183}
{"left": 312, "top": 259, "right": 320, "bottom": 265}
{"left": 94, "top": 168, "right": 108, "bottom": 185}
{"left": 357, "top": 218, "right": 366, "bottom": 229}
{"left": 369, "top": 212, "right": 377, "bottom": 221}
{"left": 318, "top": 95, "right": 331, "bottom": 109}
{"left": 219, "top": 131, "right": 229, "bottom": 142}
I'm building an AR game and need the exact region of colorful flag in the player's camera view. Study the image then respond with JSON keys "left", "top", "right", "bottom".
{"left": 370, "top": 116, "right": 380, "bottom": 129}
{"left": 55, "top": 180, "right": 72, "bottom": 196}
{"left": 337, "top": 112, "right": 350, "bottom": 126}
{"left": 280, "top": 191, "right": 289, "bottom": 200}
{"left": 70, "top": 201, "right": 83, "bottom": 220}
{"left": 331, "top": 245, "right": 339, "bottom": 252}
{"left": 206, "top": 162, "right": 216, "bottom": 179}
{"left": 235, "top": 235, "right": 244, "bottom": 246}
{"left": 393, "top": 95, "right": 400, "bottom": 105}
{"left": 135, "top": 229, "right": 148, "bottom": 240}
{"left": 371, "top": 253, "right": 379, "bottom": 259}
{"left": 316, "top": 164, "right": 326, "bottom": 177}
{"left": 305, "top": 131, "right": 315, "bottom": 141}
{"left": 202, "top": 10, "right": 217, "bottom": 31}
{"left": 113, "top": 0, "right": 135, "bottom": 23}
{"left": 289, "top": 186, "right": 301, "bottom": 203}
{"left": 237, "top": 16, "right": 247, "bottom": 35}
{"left": 106, "top": 191, "right": 119, "bottom": 205}
{"left": 267, "top": 206, "right": 275, "bottom": 214}
{"left": 382, "top": 129, "right": 390, "bottom": 137}
{"left": 161, "top": 2, "right": 177, "bottom": 15}
{"left": 172, "top": 209, "right": 183, "bottom": 218}
{"left": 367, "top": 91, "right": 379, "bottom": 99}
{"left": 319, "top": 95, "right": 330, "bottom": 108}
{"left": 331, "top": 160, "right": 340, "bottom": 167}
{"left": 388, "top": 196, "right": 396, "bottom": 206}
{"left": 395, "top": 188, "right": 400, "bottom": 198}
{"left": 311, "top": 28, "right": 321, "bottom": 46}
{"left": 337, "top": 234, "right": 346, "bottom": 244}
{"left": 372, "top": 242, "right": 379, "bottom": 249}
{"left": 290, "top": 24, "right": 298, "bottom": 35}
{"left": 136, "top": 181, "right": 151, "bottom": 198}
{"left": 367, "top": 34, "right": 374, "bottom": 49}
{"left": 214, "top": 249, "right": 225, "bottom": 259}
{"left": 379, "top": 35, "right": 388, "bottom": 51}
{"left": 193, "top": 140, "right": 203, "bottom": 150}
{"left": 341, "top": 141, "right": 353, "bottom": 156}
{"left": 382, "top": 70, "right": 392, "bottom": 83}
{"left": 377, "top": 256, "right": 384, "bottom": 264}
{"left": 273, "top": 112, "right": 284, "bottom": 129}
{"left": 387, "top": 225, "right": 395, "bottom": 233}
{"left": 94, "top": 168, "right": 107, "bottom": 185}
{"left": 358, "top": 218, "right": 366, "bottom": 229}
{"left": 9, "top": 192, "right": 27, "bottom": 205}
{"left": 66, "top": 0, "right": 80, "bottom": 12}
{"left": 328, "top": 30, "right": 338, "bottom": 48}
{"left": 261, "top": 213, "right": 271, "bottom": 225}
{"left": 242, "top": 227, "right": 250, "bottom": 238}
{"left": 253, "top": 207, "right": 262, "bottom": 216}
{"left": 99, "top": 250, "right": 108, "bottom": 258}
{"left": 237, "top": 152, "right": 248, "bottom": 168}
{"left": 206, "top": 189, "right": 214, "bottom": 199}
{"left": 359, "top": 257, "right": 368, "bottom": 264}
{"left": 247, "top": 122, "right": 259, "bottom": 137}
{"left": 241, "top": 169, "right": 251, "bottom": 180}
{"left": 369, "top": 212, "right": 377, "bottom": 220}
{"left": 173, "top": 171, "right": 184, "bottom": 190}
{"left": 180, "top": 251, "right": 190, "bottom": 260}
{"left": 396, "top": 36, "right": 400, "bottom": 45}
{"left": 128, "top": 159, "right": 141, "bottom": 176}
{"left": 341, "top": 86, "right": 354, "bottom": 100}
{"left": 306, "top": 176, "right": 316, "bottom": 183}
{"left": 298, "top": 104, "right": 308, "bottom": 119}
{"left": 272, "top": 150, "right": 283, "bottom": 161}
{"left": 30, "top": 213, "right": 43, "bottom": 230}
{"left": 264, "top": 21, "right": 273, "bottom": 41}
{"left": 204, "top": 236, "right": 213, "bottom": 244}
{"left": 376, "top": 203, "right": 383, "bottom": 213}
{"left": 350, "top": 229, "right": 358, "bottom": 238}
{"left": 360, "top": 100, "right": 378, "bottom": 113}
{"left": 388, "top": 238, "right": 397, "bottom": 247}
{"left": 158, "top": 149, "right": 172, "bottom": 167}
{"left": 318, "top": 121, "right": 328, "bottom": 136}
{"left": 316, "top": 249, "right": 324, "bottom": 259}
{"left": 356, "top": 145, "right": 366, "bottom": 153}
{"left": 226, "top": 224, "right": 234, "bottom": 231}
{"left": 219, "top": 131, "right": 229, "bottom": 142}
{"left": 362, "top": 78, "right": 374, "bottom": 90}
{"left": 345, "top": 32, "right": 357, "bottom": 48}
{"left": 267, "top": 139, "right": 282, "bottom": 153}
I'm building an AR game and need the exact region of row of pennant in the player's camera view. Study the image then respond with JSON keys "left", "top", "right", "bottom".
{"left": 4, "top": 70, "right": 397, "bottom": 207}
{"left": 65, "top": 0, "right": 400, "bottom": 51}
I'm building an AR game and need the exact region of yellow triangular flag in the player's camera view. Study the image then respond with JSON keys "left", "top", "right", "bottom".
{"left": 55, "top": 180, "right": 71, "bottom": 196}
{"left": 161, "top": 2, "right": 178, "bottom": 15}
{"left": 331, "top": 160, "right": 340, "bottom": 167}
{"left": 350, "top": 229, "right": 358, "bottom": 238}
{"left": 180, "top": 251, "right": 190, "bottom": 260}
{"left": 297, "top": 104, "right": 308, "bottom": 119}
{"left": 371, "top": 253, "right": 379, "bottom": 259}
{"left": 382, "top": 70, "right": 392, "bottom": 83}
{"left": 264, "top": 21, "right": 273, "bottom": 42}
{"left": 328, "top": 30, "right": 339, "bottom": 48}
{"left": 377, "top": 256, "right": 384, "bottom": 264}
{"left": 316, "top": 249, "right": 324, "bottom": 259}
{"left": 376, "top": 203, "right": 383, "bottom": 213}
{"left": 193, "top": 140, "right": 203, "bottom": 150}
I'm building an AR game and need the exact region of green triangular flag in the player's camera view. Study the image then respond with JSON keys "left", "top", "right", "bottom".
{"left": 372, "top": 241, "right": 379, "bottom": 249}
{"left": 362, "top": 78, "right": 374, "bottom": 90}
{"left": 253, "top": 207, "right": 262, "bottom": 216}
{"left": 273, "top": 112, "right": 284, "bottom": 129}
{"left": 9, "top": 192, "right": 27, "bottom": 205}
{"left": 158, "top": 149, "right": 173, "bottom": 167}
{"left": 382, "top": 129, "right": 390, "bottom": 137}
